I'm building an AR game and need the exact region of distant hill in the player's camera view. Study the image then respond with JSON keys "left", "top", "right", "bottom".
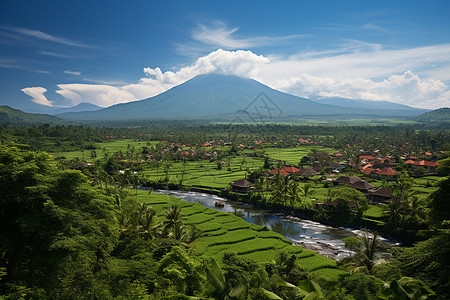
{"left": 313, "top": 97, "right": 429, "bottom": 116}
{"left": 0, "top": 105, "right": 63, "bottom": 125}
{"left": 23, "top": 102, "right": 102, "bottom": 115}
{"left": 412, "top": 107, "right": 450, "bottom": 123}
{"left": 46, "top": 102, "right": 102, "bottom": 115}
{"left": 58, "top": 74, "right": 429, "bottom": 121}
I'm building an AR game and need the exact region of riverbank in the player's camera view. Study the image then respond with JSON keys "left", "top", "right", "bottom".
{"left": 140, "top": 182, "right": 402, "bottom": 247}
{"left": 152, "top": 189, "right": 396, "bottom": 261}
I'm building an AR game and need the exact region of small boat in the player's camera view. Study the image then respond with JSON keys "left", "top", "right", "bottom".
{"left": 214, "top": 201, "right": 225, "bottom": 207}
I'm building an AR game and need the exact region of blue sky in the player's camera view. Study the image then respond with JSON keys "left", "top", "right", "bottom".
{"left": 1, "top": 0, "right": 450, "bottom": 111}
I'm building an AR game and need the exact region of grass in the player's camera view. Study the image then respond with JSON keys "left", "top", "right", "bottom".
{"left": 296, "top": 255, "right": 338, "bottom": 272}
{"left": 363, "top": 205, "right": 383, "bottom": 219}
{"left": 140, "top": 190, "right": 345, "bottom": 282}
{"left": 141, "top": 157, "right": 264, "bottom": 188}
{"left": 56, "top": 139, "right": 160, "bottom": 162}
{"left": 264, "top": 146, "right": 334, "bottom": 165}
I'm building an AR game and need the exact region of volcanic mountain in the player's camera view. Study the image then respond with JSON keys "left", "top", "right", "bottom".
{"left": 58, "top": 74, "right": 427, "bottom": 121}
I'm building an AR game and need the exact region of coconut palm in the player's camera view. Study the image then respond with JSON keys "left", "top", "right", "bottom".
{"left": 160, "top": 204, "right": 184, "bottom": 237}
{"left": 300, "top": 183, "right": 314, "bottom": 207}
{"left": 339, "top": 231, "right": 381, "bottom": 274}
{"left": 273, "top": 175, "right": 291, "bottom": 207}
{"left": 254, "top": 176, "right": 267, "bottom": 198}
{"left": 382, "top": 198, "right": 403, "bottom": 231}
{"left": 288, "top": 181, "right": 301, "bottom": 208}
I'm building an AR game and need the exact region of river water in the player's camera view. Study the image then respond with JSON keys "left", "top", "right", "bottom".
{"left": 154, "top": 189, "right": 397, "bottom": 260}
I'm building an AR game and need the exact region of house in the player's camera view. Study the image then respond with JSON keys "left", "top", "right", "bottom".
{"left": 407, "top": 160, "right": 439, "bottom": 174}
{"left": 230, "top": 179, "right": 253, "bottom": 193}
{"left": 349, "top": 180, "right": 375, "bottom": 193}
{"left": 369, "top": 187, "right": 392, "bottom": 203}
{"left": 299, "top": 167, "right": 319, "bottom": 176}
{"left": 268, "top": 168, "right": 289, "bottom": 176}
{"left": 281, "top": 166, "right": 301, "bottom": 174}
{"left": 326, "top": 199, "right": 357, "bottom": 210}
{"left": 333, "top": 176, "right": 362, "bottom": 185}
{"left": 375, "top": 167, "right": 399, "bottom": 176}
{"left": 360, "top": 166, "right": 376, "bottom": 174}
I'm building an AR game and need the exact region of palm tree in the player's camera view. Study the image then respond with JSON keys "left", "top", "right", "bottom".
{"left": 300, "top": 183, "right": 314, "bottom": 207}
{"left": 382, "top": 198, "right": 403, "bottom": 231}
{"left": 288, "top": 181, "right": 301, "bottom": 208}
{"left": 160, "top": 204, "right": 184, "bottom": 238}
{"left": 119, "top": 203, "right": 158, "bottom": 240}
{"left": 273, "top": 175, "right": 291, "bottom": 207}
{"left": 254, "top": 176, "right": 267, "bottom": 198}
{"left": 339, "top": 231, "right": 381, "bottom": 274}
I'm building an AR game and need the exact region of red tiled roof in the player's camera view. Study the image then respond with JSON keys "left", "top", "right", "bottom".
{"left": 425, "top": 152, "right": 432, "bottom": 156}
{"left": 416, "top": 160, "right": 439, "bottom": 167}
{"left": 361, "top": 167, "right": 376, "bottom": 174}
{"left": 376, "top": 167, "right": 399, "bottom": 176}
{"left": 404, "top": 160, "right": 415, "bottom": 164}
{"left": 362, "top": 164, "right": 373, "bottom": 170}
{"left": 269, "top": 168, "right": 289, "bottom": 176}
{"left": 281, "top": 166, "right": 301, "bottom": 174}
{"left": 360, "top": 155, "right": 374, "bottom": 160}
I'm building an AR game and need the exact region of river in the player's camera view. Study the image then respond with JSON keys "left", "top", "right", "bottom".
{"left": 154, "top": 189, "right": 397, "bottom": 260}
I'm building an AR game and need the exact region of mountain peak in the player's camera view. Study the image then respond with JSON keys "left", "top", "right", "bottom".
{"left": 57, "top": 74, "right": 428, "bottom": 121}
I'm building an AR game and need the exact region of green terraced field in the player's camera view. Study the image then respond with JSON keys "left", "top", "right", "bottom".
{"left": 56, "top": 139, "right": 160, "bottom": 162}
{"left": 363, "top": 205, "right": 384, "bottom": 219}
{"left": 141, "top": 157, "right": 264, "bottom": 188}
{"left": 264, "top": 146, "right": 335, "bottom": 165}
{"left": 141, "top": 191, "right": 347, "bottom": 282}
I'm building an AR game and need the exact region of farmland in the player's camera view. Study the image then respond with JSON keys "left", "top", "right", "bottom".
{"left": 140, "top": 191, "right": 347, "bottom": 282}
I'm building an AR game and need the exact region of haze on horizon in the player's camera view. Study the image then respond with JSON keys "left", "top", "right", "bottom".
{"left": 1, "top": 0, "right": 450, "bottom": 111}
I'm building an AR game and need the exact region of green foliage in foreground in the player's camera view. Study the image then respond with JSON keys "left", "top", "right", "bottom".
{"left": 0, "top": 143, "right": 442, "bottom": 299}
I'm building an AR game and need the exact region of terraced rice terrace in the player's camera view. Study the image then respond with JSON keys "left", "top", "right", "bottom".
{"left": 144, "top": 192, "right": 348, "bottom": 282}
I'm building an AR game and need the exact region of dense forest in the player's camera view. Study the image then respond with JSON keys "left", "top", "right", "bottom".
{"left": 1, "top": 123, "right": 449, "bottom": 299}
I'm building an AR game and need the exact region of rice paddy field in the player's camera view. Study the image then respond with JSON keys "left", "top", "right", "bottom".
{"left": 263, "top": 146, "right": 335, "bottom": 165}
{"left": 55, "top": 139, "right": 444, "bottom": 217}
{"left": 55, "top": 139, "right": 335, "bottom": 188}
{"left": 55, "top": 140, "right": 160, "bottom": 161}
{"left": 140, "top": 191, "right": 348, "bottom": 282}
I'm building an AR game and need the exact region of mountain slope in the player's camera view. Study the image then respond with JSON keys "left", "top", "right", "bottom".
{"left": 0, "top": 105, "right": 64, "bottom": 125}
{"left": 58, "top": 74, "right": 350, "bottom": 120}
{"left": 313, "top": 97, "right": 429, "bottom": 116}
{"left": 58, "top": 74, "right": 426, "bottom": 121}
{"left": 47, "top": 102, "right": 102, "bottom": 115}
{"left": 413, "top": 107, "right": 450, "bottom": 123}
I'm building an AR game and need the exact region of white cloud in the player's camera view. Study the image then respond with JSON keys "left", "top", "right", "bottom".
{"left": 40, "top": 51, "right": 70, "bottom": 58}
{"left": 25, "top": 49, "right": 270, "bottom": 107}
{"left": 20, "top": 46, "right": 450, "bottom": 109}
{"left": 259, "top": 43, "right": 450, "bottom": 83}
{"left": 21, "top": 87, "right": 54, "bottom": 107}
{"left": 33, "top": 70, "right": 50, "bottom": 74}
{"left": 64, "top": 70, "right": 81, "bottom": 76}
{"left": 56, "top": 84, "right": 137, "bottom": 107}
{"left": 275, "top": 71, "right": 450, "bottom": 109}
{"left": 4, "top": 27, "right": 93, "bottom": 48}
{"left": 191, "top": 21, "right": 306, "bottom": 49}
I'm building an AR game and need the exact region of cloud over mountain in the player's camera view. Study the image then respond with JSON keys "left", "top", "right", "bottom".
{"left": 275, "top": 71, "right": 450, "bottom": 108}
{"left": 21, "top": 47, "right": 450, "bottom": 109}
{"left": 22, "top": 49, "right": 269, "bottom": 107}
